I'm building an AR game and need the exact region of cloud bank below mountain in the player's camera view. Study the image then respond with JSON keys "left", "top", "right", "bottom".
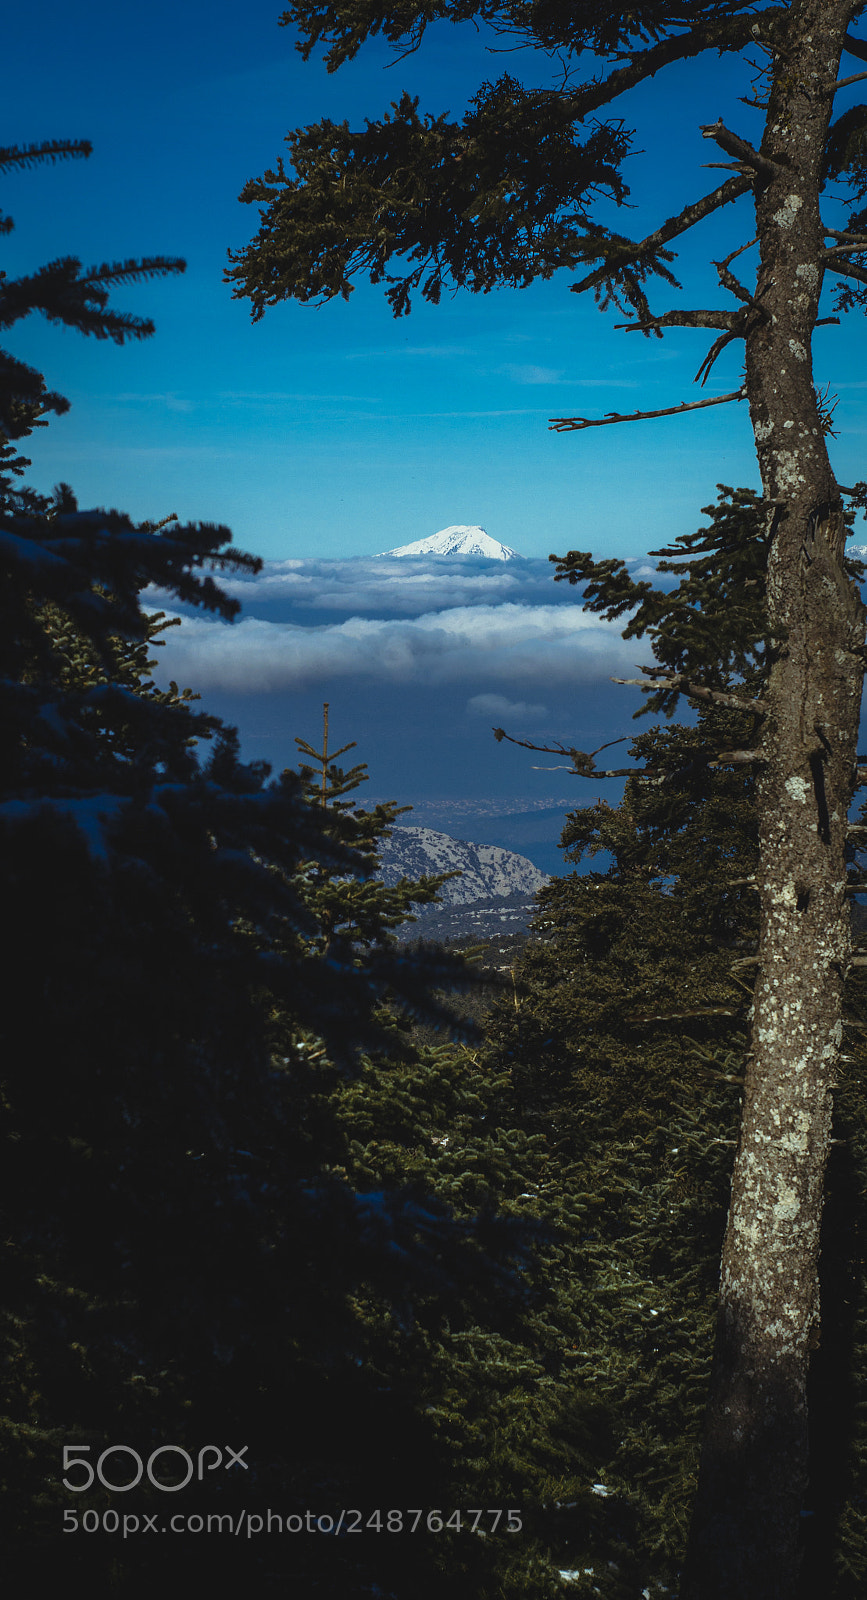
{"left": 153, "top": 601, "right": 639, "bottom": 696}
{"left": 145, "top": 551, "right": 664, "bottom": 812}
{"left": 149, "top": 551, "right": 661, "bottom": 689}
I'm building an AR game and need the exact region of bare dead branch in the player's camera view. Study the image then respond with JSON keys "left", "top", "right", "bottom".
{"left": 493, "top": 727, "right": 643, "bottom": 777}
{"left": 695, "top": 329, "right": 741, "bottom": 386}
{"left": 611, "top": 675, "right": 766, "bottom": 715}
{"left": 714, "top": 255, "right": 758, "bottom": 307}
{"left": 571, "top": 174, "right": 752, "bottom": 297}
{"left": 700, "top": 119, "right": 781, "bottom": 181}
{"left": 829, "top": 69, "right": 867, "bottom": 89}
{"left": 549, "top": 388, "right": 746, "bottom": 431}
{"left": 615, "top": 308, "right": 739, "bottom": 334}
{"left": 826, "top": 259, "right": 867, "bottom": 288}
{"left": 720, "top": 235, "right": 761, "bottom": 268}
{"left": 709, "top": 750, "right": 766, "bottom": 766}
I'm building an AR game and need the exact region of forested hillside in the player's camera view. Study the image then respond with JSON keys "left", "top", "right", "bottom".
{"left": 0, "top": 142, "right": 567, "bottom": 1598}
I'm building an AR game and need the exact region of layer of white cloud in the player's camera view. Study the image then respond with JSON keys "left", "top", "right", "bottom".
{"left": 151, "top": 601, "right": 641, "bottom": 695}
{"left": 164, "top": 554, "right": 598, "bottom": 618}
{"left": 466, "top": 693, "right": 549, "bottom": 722}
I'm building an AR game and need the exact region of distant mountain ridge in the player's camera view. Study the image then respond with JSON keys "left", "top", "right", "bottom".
{"left": 376, "top": 525, "right": 521, "bottom": 560}
{"left": 378, "top": 825, "right": 547, "bottom": 908}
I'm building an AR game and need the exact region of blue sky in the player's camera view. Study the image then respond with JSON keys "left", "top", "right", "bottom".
{"left": 7, "top": 1, "right": 865, "bottom": 564}
{"left": 7, "top": 5, "right": 867, "bottom": 832}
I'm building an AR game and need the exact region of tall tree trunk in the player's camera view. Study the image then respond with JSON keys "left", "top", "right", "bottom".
{"left": 682, "top": 3, "right": 866, "bottom": 1595}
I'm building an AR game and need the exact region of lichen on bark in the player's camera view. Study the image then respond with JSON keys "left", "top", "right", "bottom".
{"left": 682, "top": 5, "right": 867, "bottom": 1595}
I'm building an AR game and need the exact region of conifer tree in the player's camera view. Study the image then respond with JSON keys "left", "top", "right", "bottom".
{"left": 1, "top": 139, "right": 186, "bottom": 489}
{"left": 479, "top": 703, "right": 756, "bottom": 1596}
{"left": 1, "top": 140, "right": 554, "bottom": 1598}
{"left": 492, "top": 488, "right": 867, "bottom": 1593}
{"left": 228, "top": 7, "right": 867, "bottom": 1587}
{"left": 484, "top": 540, "right": 867, "bottom": 1593}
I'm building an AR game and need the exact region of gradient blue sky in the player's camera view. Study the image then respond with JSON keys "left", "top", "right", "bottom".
{"left": 8, "top": 1, "right": 866, "bottom": 563}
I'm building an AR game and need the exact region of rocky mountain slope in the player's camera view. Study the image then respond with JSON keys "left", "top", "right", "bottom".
{"left": 378, "top": 825, "right": 547, "bottom": 907}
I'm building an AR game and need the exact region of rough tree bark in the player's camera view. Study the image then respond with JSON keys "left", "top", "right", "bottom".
{"left": 681, "top": 4, "right": 867, "bottom": 1594}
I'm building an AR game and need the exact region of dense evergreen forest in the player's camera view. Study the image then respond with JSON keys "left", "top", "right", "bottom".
{"left": 4, "top": 26, "right": 867, "bottom": 1592}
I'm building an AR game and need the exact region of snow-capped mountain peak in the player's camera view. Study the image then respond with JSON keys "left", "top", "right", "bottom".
{"left": 376, "top": 525, "right": 520, "bottom": 560}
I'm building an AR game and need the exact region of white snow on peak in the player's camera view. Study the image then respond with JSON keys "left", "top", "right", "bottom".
{"left": 376, "top": 525, "right": 521, "bottom": 561}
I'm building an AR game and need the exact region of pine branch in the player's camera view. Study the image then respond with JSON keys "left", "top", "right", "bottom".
{"left": 0, "top": 350, "right": 70, "bottom": 417}
{"left": 570, "top": 175, "right": 752, "bottom": 298}
{"left": 549, "top": 388, "right": 746, "bottom": 431}
{"left": 562, "top": 15, "right": 760, "bottom": 122}
{"left": 63, "top": 308, "right": 158, "bottom": 343}
{"left": 81, "top": 257, "right": 186, "bottom": 287}
{"left": 0, "top": 139, "right": 92, "bottom": 173}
